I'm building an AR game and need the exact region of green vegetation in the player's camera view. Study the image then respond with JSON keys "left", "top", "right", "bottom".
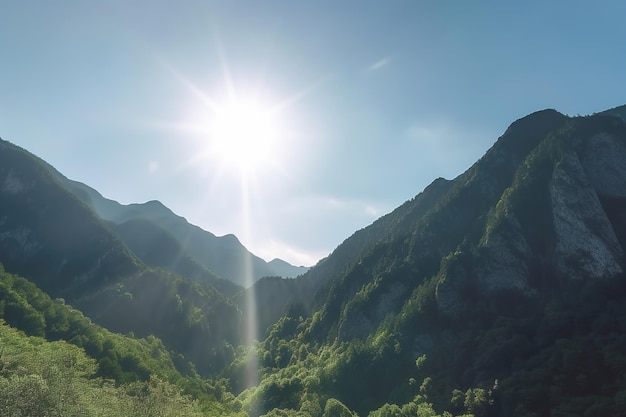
{"left": 0, "top": 263, "right": 483, "bottom": 417}
{"left": 73, "top": 268, "right": 242, "bottom": 376}
{"left": 0, "top": 320, "right": 242, "bottom": 416}
{"left": 0, "top": 138, "right": 244, "bottom": 377}
{"left": 238, "top": 270, "right": 626, "bottom": 416}
{"left": 0, "top": 264, "right": 244, "bottom": 415}
{"left": 0, "top": 263, "right": 179, "bottom": 383}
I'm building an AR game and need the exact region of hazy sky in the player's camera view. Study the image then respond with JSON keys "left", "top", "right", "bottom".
{"left": 2, "top": 1, "right": 626, "bottom": 266}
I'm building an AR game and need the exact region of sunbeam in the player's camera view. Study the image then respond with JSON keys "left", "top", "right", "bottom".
{"left": 239, "top": 173, "right": 260, "bottom": 387}
{"left": 147, "top": 47, "right": 325, "bottom": 391}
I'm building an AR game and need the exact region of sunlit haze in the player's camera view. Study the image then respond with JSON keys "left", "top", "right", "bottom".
{"left": 2, "top": 1, "right": 626, "bottom": 267}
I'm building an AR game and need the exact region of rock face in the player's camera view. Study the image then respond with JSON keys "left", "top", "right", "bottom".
{"left": 580, "top": 133, "right": 626, "bottom": 198}
{"left": 300, "top": 110, "right": 626, "bottom": 324}
{"left": 435, "top": 114, "right": 626, "bottom": 317}
{"left": 550, "top": 152, "right": 623, "bottom": 281}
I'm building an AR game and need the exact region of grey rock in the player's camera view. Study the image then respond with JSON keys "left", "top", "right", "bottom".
{"left": 550, "top": 152, "right": 623, "bottom": 280}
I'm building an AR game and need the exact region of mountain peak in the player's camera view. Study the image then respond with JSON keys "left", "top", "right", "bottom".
{"left": 492, "top": 108, "right": 566, "bottom": 154}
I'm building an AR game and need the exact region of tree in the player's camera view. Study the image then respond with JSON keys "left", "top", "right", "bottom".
{"left": 464, "top": 388, "right": 489, "bottom": 417}
{"left": 323, "top": 398, "right": 354, "bottom": 417}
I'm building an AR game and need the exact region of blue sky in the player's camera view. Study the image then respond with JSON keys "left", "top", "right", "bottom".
{"left": 2, "top": 1, "right": 626, "bottom": 266}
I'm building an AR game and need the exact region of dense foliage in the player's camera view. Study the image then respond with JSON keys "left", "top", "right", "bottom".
{"left": 0, "top": 264, "right": 180, "bottom": 382}
{"left": 74, "top": 268, "right": 242, "bottom": 376}
{"left": 233, "top": 271, "right": 626, "bottom": 416}
{"left": 0, "top": 320, "right": 244, "bottom": 416}
{"left": 0, "top": 264, "right": 247, "bottom": 415}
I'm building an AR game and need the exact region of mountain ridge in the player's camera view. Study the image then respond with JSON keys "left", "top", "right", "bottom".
{"left": 231, "top": 108, "right": 626, "bottom": 416}
{"left": 245, "top": 109, "right": 570, "bottom": 333}
{"left": 67, "top": 179, "right": 309, "bottom": 285}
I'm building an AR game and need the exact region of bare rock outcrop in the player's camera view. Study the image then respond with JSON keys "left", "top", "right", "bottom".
{"left": 551, "top": 151, "right": 623, "bottom": 280}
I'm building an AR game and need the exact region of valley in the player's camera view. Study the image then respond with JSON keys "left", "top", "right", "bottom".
{"left": 3, "top": 106, "right": 626, "bottom": 416}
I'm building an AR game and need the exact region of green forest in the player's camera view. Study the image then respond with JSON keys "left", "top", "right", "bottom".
{"left": 0, "top": 263, "right": 464, "bottom": 416}
{"left": 4, "top": 258, "right": 626, "bottom": 417}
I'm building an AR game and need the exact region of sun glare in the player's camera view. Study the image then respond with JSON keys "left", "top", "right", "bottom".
{"left": 169, "top": 63, "right": 320, "bottom": 181}
{"left": 209, "top": 98, "right": 279, "bottom": 172}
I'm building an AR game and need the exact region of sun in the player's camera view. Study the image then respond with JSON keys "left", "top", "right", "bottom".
{"left": 170, "top": 66, "right": 317, "bottom": 180}
{"left": 208, "top": 97, "right": 280, "bottom": 173}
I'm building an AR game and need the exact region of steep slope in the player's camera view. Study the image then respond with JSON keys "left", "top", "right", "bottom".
{"left": 110, "top": 217, "right": 240, "bottom": 296}
{"left": 0, "top": 139, "right": 142, "bottom": 298}
{"left": 0, "top": 138, "right": 242, "bottom": 375}
{"left": 68, "top": 181, "right": 308, "bottom": 285}
{"left": 243, "top": 109, "right": 626, "bottom": 416}
{"left": 0, "top": 263, "right": 181, "bottom": 383}
{"left": 242, "top": 176, "right": 455, "bottom": 336}
{"left": 245, "top": 109, "right": 569, "bottom": 334}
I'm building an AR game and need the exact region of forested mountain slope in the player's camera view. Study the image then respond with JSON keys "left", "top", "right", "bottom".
{"left": 0, "top": 138, "right": 242, "bottom": 375}
{"left": 0, "top": 264, "right": 242, "bottom": 416}
{"left": 246, "top": 109, "right": 569, "bottom": 333}
{"left": 239, "top": 109, "right": 626, "bottom": 417}
{"left": 0, "top": 139, "right": 142, "bottom": 298}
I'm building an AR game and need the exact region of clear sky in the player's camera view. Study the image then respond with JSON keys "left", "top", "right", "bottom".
{"left": 2, "top": 1, "right": 626, "bottom": 267}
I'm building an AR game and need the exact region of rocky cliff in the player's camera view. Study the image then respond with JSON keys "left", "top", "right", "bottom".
{"left": 436, "top": 114, "right": 626, "bottom": 317}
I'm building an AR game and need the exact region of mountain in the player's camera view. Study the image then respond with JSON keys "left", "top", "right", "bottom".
{"left": 67, "top": 180, "right": 309, "bottom": 286}
{"left": 108, "top": 217, "right": 240, "bottom": 296}
{"left": 267, "top": 258, "right": 309, "bottom": 279}
{"left": 237, "top": 108, "right": 626, "bottom": 416}
{"left": 0, "top": 139, "right": 142, "bottom": 298}
{"left": 0, "top": 138, "right": 242, "bottom": 375}
{"left": 248, "top": 108, "right": 626, "bottom": 332}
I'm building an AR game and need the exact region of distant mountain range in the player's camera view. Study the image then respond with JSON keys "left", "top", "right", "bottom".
{"left": 67, "top": 180, "right": 309, "bottom": 286}
{"left": 3, "top": 105, "right": 626, "bottom": 416}
{"left": 0, "top": 139, "right": 307, "bottom": 287}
